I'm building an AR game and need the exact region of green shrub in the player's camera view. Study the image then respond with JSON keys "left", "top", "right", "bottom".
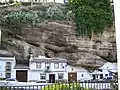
{"left": 43, "top": 83, "right": 91, "bottom": 90}
{"left": 45, "top": 6, "right": 65, "bottom": 20}
{"left": 69, "top": 0, "right": 113, "bottom": 39}
{"left": 0, "top": 11, "right": 38, "bottom": 27}
{"left": 0, "top": 87, "right": 8, "bottom": 90}
{"left": 66, "top": 10, "right": 74, "bottom": 21}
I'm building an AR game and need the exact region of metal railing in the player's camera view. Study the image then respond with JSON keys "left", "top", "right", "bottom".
{"left": 0, "top": 80, "right": 118, "bottom": 90}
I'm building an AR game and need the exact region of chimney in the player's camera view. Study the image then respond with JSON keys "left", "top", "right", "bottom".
{"left": 29, "top": 54, "right": 33, "bottom": 61}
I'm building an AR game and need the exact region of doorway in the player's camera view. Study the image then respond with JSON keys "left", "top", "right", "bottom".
{"left": 16, "top": 70, "right": 27, "bottom": 82}
{"left": 68, "top": 72, "right": 77, "bottom": 82}
{"left": 92, "top": 74, "right": 96, "bottom": 80}
{"left": 49, "top": 74, "right": 55, "bottom": 83}
{"left": 100, "top": 74, "right": 103, "bottom": 79}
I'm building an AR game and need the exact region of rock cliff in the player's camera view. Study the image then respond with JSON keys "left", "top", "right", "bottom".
{"left": 0, "top": 5, "right": 117, "bottom": 69}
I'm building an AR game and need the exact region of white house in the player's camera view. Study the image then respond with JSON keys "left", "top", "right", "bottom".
{"left": 66, "top": 65, "right": 92, "bottom": 81}
{"left": 0, "top": 55, "right": 92, "bottom": 82}
{"left": 28, "top": 55, "right": 92, "bottom": 82}
{"left": 0, "top": 56, "right": 16, "bottom": 79}
{"left": 28, "top": 55, "right": 67, "bottom": 82}
{"left": 92, "top": 62, "right": 118, "bottom": 80}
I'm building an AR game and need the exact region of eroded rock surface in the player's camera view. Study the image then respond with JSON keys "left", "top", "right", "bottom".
{"left": 0, "top": 20, "right": 116, "bottom": 68}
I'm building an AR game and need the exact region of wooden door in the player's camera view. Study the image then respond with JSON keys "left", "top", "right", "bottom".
{"left": 49, "top": 74, "right": 55, "bottom": 83}
{"left": 68, "top": 72, "right": 77, "bottom": 82}
{"left": 16, "top": 70, "right": 27, "bottom": 82}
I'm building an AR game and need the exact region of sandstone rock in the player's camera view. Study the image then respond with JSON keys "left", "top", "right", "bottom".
{"left": 1, "top": 21, "right": 116, "bottom": 68}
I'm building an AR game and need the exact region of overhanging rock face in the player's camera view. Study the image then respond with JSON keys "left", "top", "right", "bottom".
{"left": 1, "top": 20, "right": 116, "bottom": 68}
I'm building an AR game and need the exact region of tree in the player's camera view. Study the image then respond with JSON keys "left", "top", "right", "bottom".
{"left": 68, "top": 0, "right": 113, "bottom": 39}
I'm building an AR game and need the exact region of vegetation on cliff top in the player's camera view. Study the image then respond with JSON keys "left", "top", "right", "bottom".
{"left": 0, "top": 4, "right": 71, "bottom": 27}
{"left": 0, "top": 0, "right": 113, "bottom": 38}
{"left": 69, "top": 0, "right": 113, "bottom": 38}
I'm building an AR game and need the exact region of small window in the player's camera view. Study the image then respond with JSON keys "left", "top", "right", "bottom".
{"left": 6, "top": 62, "right": 11, "bottom": 71}
{"left": 45, "top": 63, "right": 50, "bottom": 71}
{"left": 58, "top": 73, "right": 64, "bottom": 79}
{"left": 40, "top": 74, "right": 46, "bottom": 80}
{"left": 46, "top": 66, "right": 50, "bottom": 69}
{"left": 6, "top": 73, "right": 11, "bottom": 78}
{"left": 100, "top": 74, "right": 103, "bottom": 79}
{"left": 105, "top": 74, "right": 108, "bottom": 76}
{"left": 6, "top": 66, "right": 11, "bottom": 71}
{"left": 109, "top": 72, "right": 112, "bottom": 76}
{"left": 81, "top": 74, "right": 84, "bottom": 77}
{"left": 36, "top": 63, "right": 41, "bottom": 68}
{"left": 6, "top": 62, "right": 11, "bottom": 65}
{"left": 54, "top": 63, "right": 59, "bottom": 69}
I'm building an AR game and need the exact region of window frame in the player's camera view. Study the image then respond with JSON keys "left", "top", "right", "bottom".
{"left": 105, "top": 74, "right": 108, "bottom": 76}
{"left": 58, "top": 73, "right": 64, "bottom": 80}
{"left": 109, "top": 72, "right": 112, "bottom": 76}
{"left": 54, "top": 63, "right": 59, "bottom": 69}
{"left": 45, "top": 63, "right": 50, "bottom": 69}
{"left": 36, "top": 63, "right": 41, "bottom": 69}
{"left": 40, "top": 73, "right": 46, "bottom": 80}
{"left": 6, "top": 62, "right": 11, "bottom": 71}
{"left": 6, "top": 73, "right": 11, "bottom": 78}
{"left": 81, "top": 74, "right": 84, "bottom": 77}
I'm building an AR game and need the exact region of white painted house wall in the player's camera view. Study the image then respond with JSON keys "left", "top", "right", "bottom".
{"left": 28, "top": 56, "right": 67, "bottom": 81}
{"left": 0, "top": 57, "right": 16, "bottom": 79}
{"left": 66, "top": 65, "right": 92, "bottom": 81}
{"left": 92, "top": 62, "right": 118, "bottom": 80}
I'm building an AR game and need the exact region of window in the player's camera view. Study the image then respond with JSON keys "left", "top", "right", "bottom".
{"left": 81, "top": 74, "right": 84, "bottom": 77}
{"left": 100, "top": 74, "right": 103, "bottom": 79}
{"left": 58, "top": 73, "right": 64, "bottom": 79}
{"left": 105, "top": 74, "right": 108, "bottom": 76}
{"left": 92, "top": 74, "right": 96, "bottom": 80}
{"left": 6, "top": 73, "right": 11, "bottom": 78}
{"left": 36, "top": 63, "right": 41, "bottom": 68}
{"left": 46, "top": 66, "right": 50, "bottom": 69}
{"left": 54, "top": 63, "right": 59, "bottom": 69}
{"left": 109, "top": 72, "right": 112, "bottom": 76}
{"left": 6, "top": 62, "right": 11, "bottom": 71}
{"left": 45, "top": 63, "right": 50, "bottom": 69}
{"left": 40, "top": 74, "right": 46, "bottom": 80}
{"left": 61, "top": 64, "right": 64, "bottom": 68}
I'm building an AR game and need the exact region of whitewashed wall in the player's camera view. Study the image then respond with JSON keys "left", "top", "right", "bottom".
{"left": 29, "top": 61, "right": 67, "bottom": 81}
{"left": 66, "top": 65, "right": 93, "bottom": 81}
{"left": 28, "top": 71, "right": 67, "bottom": 81}
{"left": 0, "top": 57, "right": 16, "bottom": 79}
{"left": 29, "top": 62, "right": 67, "bottom": 71}
{"left": 28, "top": 70, "right": 40, "bottom": 81}
{"left": 92, "top": 62, "right": 118, "bottom": 79}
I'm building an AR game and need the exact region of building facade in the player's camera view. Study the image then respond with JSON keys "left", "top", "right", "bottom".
{"left": 0, "top": 56, "right": 16, "bottom": 79}
{"left": 92, "top": 62, "right": 117, "bottom": 80}
{"left": 0, "top": 56, "right": 93, "bottom": 82}
{"left": 28, "top": 55, "right": 92, "bottom": 82}
{"left": 28, "top": 56, "right": 67, "bottom": 82}
{"left": 66, "top": 65, "right": 92, "bottom": 82}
